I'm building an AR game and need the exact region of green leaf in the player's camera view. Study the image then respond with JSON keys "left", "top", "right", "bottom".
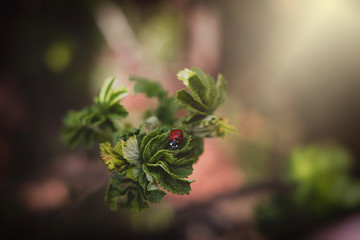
{"left": 95, "top": 77, "right": 128, "bottom": 108}
{"left": 98, "top": 77, "right": 115, "bottom": 104}
{"left": 147, "top": 150, "right": 173, "bottom": 164}
{"left": 138, "top": 171, "right": 148, "bottom": 189}
{"left": 216, "top": 118, "right": 237, "bottom": 138}
{"left": 182, "top": 113, "right": 207, "bottom": 125}
{"left": 167, "top": 163, "right": 194, "bottom": 178}
{"left": 144, "top": 188, "right": 166, "bottom": 203}
{"left": 147, "top": 161, "right": 194, "bottom": 181}
{"left": 125, "top": 166, "right": 142, "bottom": 180}
{"left": 130, "top": 76, "right": 167, "bottom": 99}
{"left": 156, "top": 97, "right": 179, "bottom": 125}
{"left": 191, "top": 115, "right": 237, "bottom": 138}
{"left": 142, "top": 163, "right": 155, "bottom": 183}
{"left": 94, "top": 77, "right": 128, "bottom": 123}
{"left": 122, "top": 135, "right": 141, "bottom": 166}
{"left": 176, "top": 68, "right": 229, "bottom": 115}
{"left": 105, "top": 174, "right": 124, "bottom": 211}
{"left": 177, "top": 68, "right": 196, "bottom": 84}
{"left": 61, "top": 77, "right": 129, "bottom": 148}
{"left": 188, "top": 74, "right": 209, "bottom": 105}
{"left": 114, "top": 140, "right": 124, "bottom": 155}
{"left": 191, "top": 68, "right": 217, "bottom": 102}
{"left": 114, "top": 127, "right": 140, "bottom": 143}
{"left": 105, "top": 174, "right": 149, "bottom": 211}
{"left": 175, "top": 137, "right": 204, "bottom": 164}
{"left": 139, "top": 126, "right": 171, "bottom": 156}
{"left": 147, "top": 135, "right": 194, "bottom": 165}
{"left": 137, "top": 127, "right": 198, "bottom": 194}
{"left": 144, "top": 164, "right": 193, "bottom": 195}
{"left": 142, "top": 132, "right": 169, "bottom": 162}
{"left": 61, "top": 108, "right": 98, "bottom": 148}
{"left": 211, "top": 74, "right": 228, "bottom": 111}
{"left": 141, "top": 127, "right": 193, "bottom": 163}
{"left": 175, "top": 90, "right": 208, "bottom": 114}
{"left": 100, "top": 142, "right": 126, "bottom": 171}
{"left": 177, "top": 69, "right": 209, "bottom": 105}
{"left": 205, "top": 74, "right": 217, "bottom": 105}
{"left": 108, "top": 88, "right": 128, "bottom": 106}
{"left": 191, "top": 67, "right": 212, "bottom": 90}
{"left": 130, "top": 76, "right": 179, "bottom": 125}
{"left": 138, "top": 166, "right": 166, "bottom": 203}
{"left": 147, "top": 182, "right": 162, "bottom": 191}
{"left": 130, "top": 190, "right": 149, "bottom": 210}
{"left": 62, "top": 109, "right": 89, "bottom": 126}
{"left": 88, "top": 111, "right": 106, "bottom": 125}
{"left": 107, "top": 104, "right": 128, "bottom": 119}
{"left": 61, "top": 126, "right": 85, "bottom": 148}
{"left": 147, "top": 152, "right": 194, "bottom": 178}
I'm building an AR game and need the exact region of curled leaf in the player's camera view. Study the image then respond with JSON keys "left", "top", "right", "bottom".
{"left": 100, "top": 142, "right": 126, "bottom": 171}
{"left": 138, "top": 126, "right": 198, "bottom": 194}
{"left": 122, "top": 135, "right": 141, "bottom": 166}
{"left": 105, "top": 174, "right": 149, "bottom": 211}
{"left": 192, "top": 115, "right": 237, "bottom": 138}
{"left": 176, "top": 68, "right": 229, "bottom": 114}
{"left": 61, "top": 77, "right": 129, "bottom": 148}
{"left": 143, "top": 164, "right": 193, "bottom": 195}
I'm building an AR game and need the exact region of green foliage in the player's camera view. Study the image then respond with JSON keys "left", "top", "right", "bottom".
{"left": 100, "top": 141, "right": 126, "bottom": 171}
{"left": 130, "top": 76, "right": 167, "bottom": 99}
{"left": 101, "top": 126, "right": 196, "bottom": 198}
{"left": 255, "top": 144, "right": 360, "bottom": 239}
{"left": 61, "top": 67, "right": 236, "bottom": 211}
{"left": 94, "top": 77, "right": 128, "bottom": 116}
{"left": 61, "top": 77, "right": 128, "bottom": 148}
{"left": 176, "top": 68, "right": 236, "bottom": 137}
{"left": 141, "top": 127, "right": 195, "bottom": 195}
{"left": 105, "top": 173, "right": 160, "bottom": 211}
{"left": 130, "top": 76, "right": 178, "bottom": 125}
{"left": 191, "top": 115, "right": 237, "bottom": 138}
{"left": 176, "top": 67, "right": 227, "bottom": 115}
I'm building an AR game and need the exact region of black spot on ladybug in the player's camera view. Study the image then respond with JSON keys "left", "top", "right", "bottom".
{"left": 169, "top": 140, "right": 179, "bottom": 150}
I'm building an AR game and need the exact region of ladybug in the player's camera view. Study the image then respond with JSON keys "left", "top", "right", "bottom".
{"left": 169, "top": 129, "right": 183, "bottom": 149}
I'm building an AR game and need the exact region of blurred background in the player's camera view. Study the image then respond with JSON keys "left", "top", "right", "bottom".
{"left": 2, "top": 0, "right": 360, "bottom": 239}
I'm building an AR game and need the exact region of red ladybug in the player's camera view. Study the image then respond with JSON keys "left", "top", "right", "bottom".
{"left": 169, "top": 129, "right": 183, "bottom": 149}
